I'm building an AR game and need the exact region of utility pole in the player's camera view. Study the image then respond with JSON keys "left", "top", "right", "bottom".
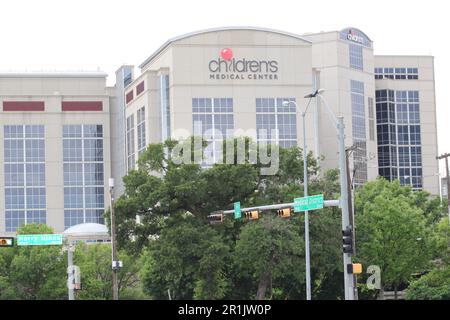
{"left": 305, "top": 91, "right": 354, "bottom": 300}
{"left": 302, "top": 111, "right": 312, "bottom": 301}
{"left": 437, "top": 153, "right": 450, "bottom": 222}
{"left": 337, "top": 117, "right": 355, "bottom": 300}
{"left": 109, "top": 178, "right": 119, "bottom": 300}
{"left": 283, "top": 99, "right": 313, "bottom": 300}
{"left": 67, "top": 243, "right": 75, "bottom": 300}
{"left": 345, "top": 147, "right": 358, "bottom": 300}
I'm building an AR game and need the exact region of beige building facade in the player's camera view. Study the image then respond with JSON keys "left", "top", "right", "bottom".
{"left": 0, "top": 26, "right": 440, "bottom": 235}
{"left": 0, "top": 72, "right": 113, "bottom": 235}
{"left": 121, "top": 27, "right": 439, "bottom": 194}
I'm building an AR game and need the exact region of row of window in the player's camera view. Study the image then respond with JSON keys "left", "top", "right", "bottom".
{"left": 377, "top": 125, "right": 421, "bottom": 146}
{"left": 126, "top": 105, "right": 147, "bottom": 171}
{"left": 376, "top": 90, "right": 423, "bottom": 190}
{"left": 63, "top": 125, "right": 105, "bottom": 229}
{"left": 350, "top": 80, "right": 368, "bottom": 185}
{"left": 3, "top": 125, "right": 105, "bottom": 232}
{"left": 374, "top": 67, "right": 419, "bottom": 80}
{"left": 4, "top": 125, "right": 47, "bottom": 232}
{"left": 125, "top": 80, "right": 145, "bottom": 104}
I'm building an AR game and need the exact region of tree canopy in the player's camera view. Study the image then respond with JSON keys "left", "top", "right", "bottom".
{"left": 355, "top": 179, "right": 435, "bottom": 296}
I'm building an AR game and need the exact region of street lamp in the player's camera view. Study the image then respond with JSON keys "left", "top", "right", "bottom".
{"left": 304, "top": 88, "right": 355, "bottom": 300}
{"left": 63, "top": 223, "right": 110, "bottom": 300}
{"left": 282, "top": 97, "right": 314, "bottom": 301}
{"left": 109, "top": 178, "right": 120, "bottom": 300}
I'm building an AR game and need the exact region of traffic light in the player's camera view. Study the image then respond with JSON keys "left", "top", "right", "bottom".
{"left": 277, "top": 208, "right": 292, "bottom": 218}
{"left": 208, "top": 213, "right": 224, "bottom": 224}
{"left": 347, "top": 263, "right": 363, "bottom": 274}
{"left": 244, "top": 210, "right": 259, "bottom": 220}
{"left": 342, "top": 227, "right": 353, "bottom": 254}
{"left": 0, "top": 237, "right": 14, "bottom": 247}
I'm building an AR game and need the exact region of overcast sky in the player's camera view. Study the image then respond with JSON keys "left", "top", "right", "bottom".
{"left": 1, "top": 0, "right": 448, "bottom": 177}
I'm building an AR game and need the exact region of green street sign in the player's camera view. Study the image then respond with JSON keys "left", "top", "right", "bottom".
{"left": 234, "top": 202, "right": 241, "bottom": 219}
{"left": 294, "top": 194, "right": 324, "bottom": 212}
{"left": 17, "top": 234, "right": 63, "bottom": 246}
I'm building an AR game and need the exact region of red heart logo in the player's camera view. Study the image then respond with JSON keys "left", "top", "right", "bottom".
{"left": 220, "top": 48, "right": 233, "bottom": 61}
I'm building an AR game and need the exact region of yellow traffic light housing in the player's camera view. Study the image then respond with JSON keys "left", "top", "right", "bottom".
{"left": 208, "top": 213, "right": 224, "bottom": 224}
{"left": 245, "top": 210, "right": 259, "bottom": 220}
{"left": 277, "top": 208, "right": 292, "bottom": 218}
{"left": 0, "top": 237, "right": 14, "bottom": 247}
{"left": 347, "top": 263, "right": 363, "bottom": 274}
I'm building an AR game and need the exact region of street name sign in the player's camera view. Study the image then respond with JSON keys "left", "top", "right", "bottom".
{"left": 234, "top": 202, "right": 241, "bottom": 219}
{"left": 17, "top": 234, "right": 63, "bottom": 246}
{"left": 294, "top": 194, "right": 324, "bottom": 212}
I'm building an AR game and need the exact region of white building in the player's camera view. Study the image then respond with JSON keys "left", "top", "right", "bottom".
{"left": 0, "top": 26, "right": 440, "bottom": 236}
{"left": 0, "top": 72, "right": 113, "bottom": 235}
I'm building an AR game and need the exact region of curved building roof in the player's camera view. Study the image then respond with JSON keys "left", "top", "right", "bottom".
{"left": 139, "top": 26, "right": 312, "bottom": 69}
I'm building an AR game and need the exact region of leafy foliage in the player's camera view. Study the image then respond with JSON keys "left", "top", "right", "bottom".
{"left": 355, "top": 179, "right": 433, "bottom": 293}
{"left": 73, "top": 243, "right": 146, "bottom": 300}
{"left": 140, "top": 215, "right": 230, "bottom": 300}
{"left": 0, "top": 224, "right": 66, "bottom": 300}
{"left": 405, "top": 266, "right": 450, "bottom": 300}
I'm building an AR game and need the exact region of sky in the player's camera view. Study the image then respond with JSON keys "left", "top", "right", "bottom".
{"left": 0, "top": 0, "right": 448, "bottom": 176}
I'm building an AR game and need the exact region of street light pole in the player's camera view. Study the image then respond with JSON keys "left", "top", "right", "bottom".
{"left": 67, "top": 243, "right": 75, "bottom": 300}
{"left": 337, "top": 116, "right": 354, "bottom": 300}
{"left": 109, "top": 178, "right": 119, "bottom": 300}
{"left": 283, "top": 99, "right": 312, "bottom": 300}
{"left": 312, "top": 92, "right": 354, "bottom": 300}
{"left": 437, "top": 153, "right": 450, "bottom": 223}
{"left": 302, "top": 111, "right": 312, "bottom": 301}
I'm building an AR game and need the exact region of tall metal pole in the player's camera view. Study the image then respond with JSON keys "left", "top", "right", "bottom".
{"left": 437, "top": 153, "right": 450, "bottom": 223}
{"left": 338, "top": 117, "right": 354, "bottom": 300}
{"left": 67, "top": 244, "right": 74, "bottom": 300}
{"left": 345, "top": 149, "right": 358, "bottom": 299}
{"left": 446, "top": 156, "right": 450, "bottom": 223}
{"left": 302, "top": 112, "right": 312, "bottom": 301}
{"left": 109, "top": 178, "right": 119, "bottom": 300}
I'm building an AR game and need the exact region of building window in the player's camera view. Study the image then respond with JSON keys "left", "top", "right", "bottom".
{"left": 123, "top": 68, "right": 132, "bottom": 87}
{"left": 192, "top": 98, "right": 234, "bottom": 164}
{"left": 126, "top": 115, "right": 136, "bottom": 170}
{"left": 137, "top": 107, "right": 146, "bottom": 155}
{"left": 368, "top": 97, "right": 375, "bottom": 141}
{"left": 407, "top": 68, "right": 419, "bottom": 80}
{"left": 256, "top": 98, "right": 297, "bottom": 148}
{"left": 136, "top": 81, "right": 145, "bottom": 96}
{"left": 350, "top": 81, "right": 367, "bottom": 185}
{"left": 374, "top": 68, "right": 383, "bottom": 80}
{"left": 4, "top": 125, "right": 46, "bottom": 232}
{"left": 349, "top": 43, "right": 363, "bottom": 70}
{"left": 126, "top": 91, "right": 134, "bottom": 104}
{"left": 374, "top": 67, "right": 419, "bottom": 80}
{"left": 63, "top": 125, "right": 105, "bottom": 229}
{"left": 376, "top": 90, "right": 422, "bottom": 190}
{"left": 160, "top": 74, "right": 171, "bottom": 142}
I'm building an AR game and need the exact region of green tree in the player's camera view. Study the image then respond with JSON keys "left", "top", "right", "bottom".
{"left": 355, "top": 179, "right": 432, "bottom": 299}
{"left": 73, "top": 243, "right": 146, "bottom": 300}
{"left": 233, "top": 215, "right": 305, "bottom": 300}
{"left": 117, "top": 138, "right": 344, "bottom": 300}
{"left": 405, "top": 266, "right": 450, "bottom": 300}
{"left": 140, "top": 215, "right": 230, "bottom": 300}
{"left": 0, "top": 224, "right": 66, "bottom": 300}
{"left": 114, "top": 138, "right": 259, "bottom": 253}
{"left": 430, "top": 218, "right": 450, "bottom": 265}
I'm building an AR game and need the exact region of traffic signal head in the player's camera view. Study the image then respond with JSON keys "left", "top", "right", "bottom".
{"left": 347, "top": 263, "right": 363, "bottom": 274}
{"left": 0, "top": 237, "right": 14, "bottom": 247}
{"left": 277, "top": 208, "right": 292, "bottom": 218}
{"left": 208, "top": 213, "right": 224, "bottom": 224}
{"left": 342, "top": 227, "right": 353, "bottom": 254}
{"left": 245, "top": 210, "right": 259, "bottom": 220}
